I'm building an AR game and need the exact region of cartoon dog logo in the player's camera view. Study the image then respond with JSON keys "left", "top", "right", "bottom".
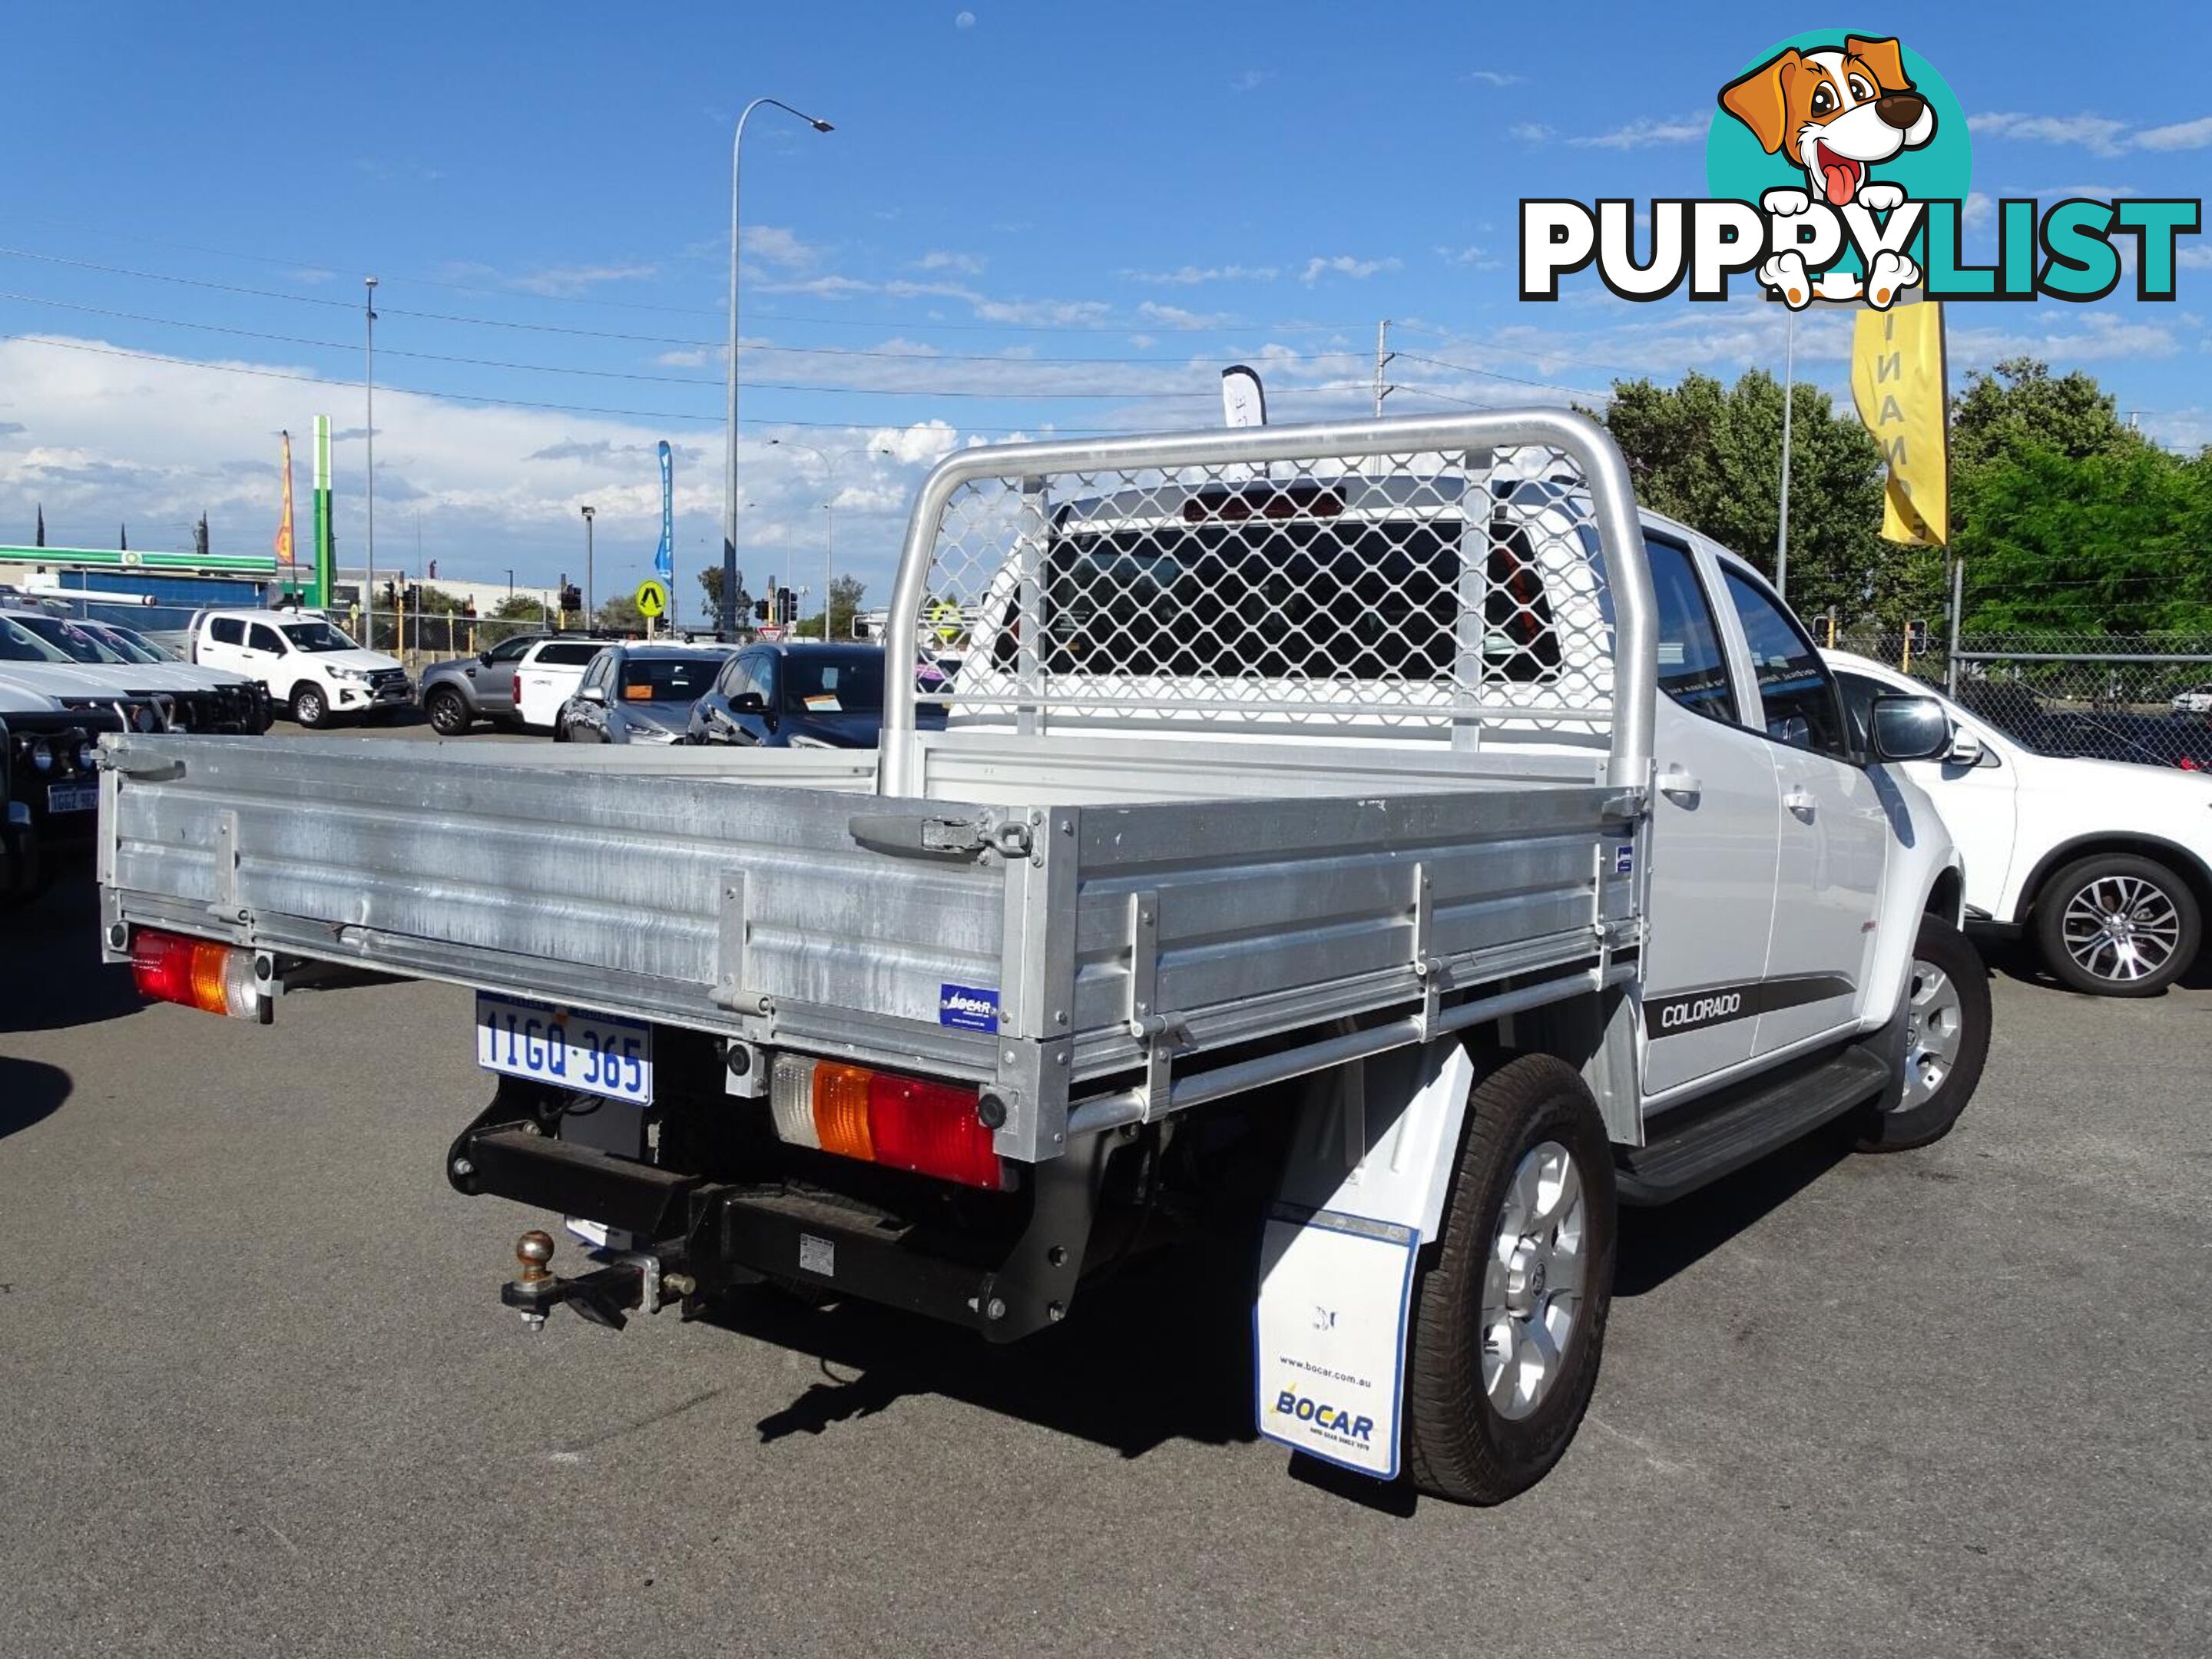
{"left": 1719, "top": 35, "right": 1936, "bottom": 309}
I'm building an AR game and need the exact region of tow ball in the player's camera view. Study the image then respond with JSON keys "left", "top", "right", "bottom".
{"left": 500, "top": 1230, "right": 696, "bottom": 1333}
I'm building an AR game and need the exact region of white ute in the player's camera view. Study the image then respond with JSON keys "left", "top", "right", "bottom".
{"left": 99, "top": 412, "right": 1989, "bottom": 1505}
{"left": 190, "top": 608, "right": 409, "bottom": 728}
{"left": 1830, "top": 650, "right": 2212, "bottom": 995}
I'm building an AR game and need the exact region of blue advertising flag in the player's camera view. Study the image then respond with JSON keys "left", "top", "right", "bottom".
{"left": 653, "top": 440, "right": 674, "bottom": 584}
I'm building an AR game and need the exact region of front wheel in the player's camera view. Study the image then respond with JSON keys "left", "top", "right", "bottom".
{"left": 290, "top": 683, "right": 329, "bottom": 729}
{"left": 2034, "top": 853, "right": 2200, "bottom": 997}
{"left": 1857, "top": 912, "right": 1992, "bottom": 1151}
{"left": 1403, "top": 1053, "right": 1615, "bottom": 1505}
{"left": 426, "top": 688, "right": 471, "bottom": 736}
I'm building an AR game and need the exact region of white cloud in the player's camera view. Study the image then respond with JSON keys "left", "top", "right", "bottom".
{"left": 1465, "top": 69, "right": 1522, "bottom": 87}
{"left": 1961, "top": 191, "right": 1995, "bottom": 229}
{"left": 1122, "top": 263, "right": 1279, "bottom": 285}
{"left": 2133, "top": 114, "right": 2212, "bottom": 151}
{"left": 740, "top": 225, "right": 821, "bottom": 271}
{"left": 654, "top": 348, "right": 712, "bottom": 369}
{"left": 0, "top": 333, "right": 965, "bottom": 605}
{"left": 1509, "top": 122, "right": 1553, "bottom": 143}
{"left": 954, "top": 9, "right": 975, "bottom": 28}
{"left": 1566, "top": 115, "right": 1705, "bottom": 149}
{"left": 1300, "top": 254, "right": 1401, "bottom": 284}
{"left": 915, "top": 250, "right": 987, "bottom": 275}
{"left": 1230, "top": 69, "right": 1273, "bottom": 93}
{"left": 1437, "top": 245, "right": 1492, "bottom": 267}
{"left": 502, "top": 263, "right": 658, "bottom": 298}
{"left": 1136, "top": 301, "right": 1237, "bottom": 328}
{"left": 1966, "top": 110, "right": 2212, "bottom": 156}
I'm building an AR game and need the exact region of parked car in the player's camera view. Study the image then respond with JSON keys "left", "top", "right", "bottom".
{"left": 512, "top": 637, "right": 614, "bottom": 730}
{"left": 2170, "top": 684, "right": 2212, "bottom": 716}
{"left": 418, "top": 632, "right": 558, "bottom": 735}
{"left": 2, "top": 607, "right": 272, "bottom": 733}
{"left": 555, "top": 644, "right": 733, "bottom": 743}
{"left": 104, "top": 411, "right": 1989, "bottom": 1508}
{"left": 1830, "top": 650, "right": 2212, "bottom": 995}
{"left": 0, "top": 676, "right": 122, "bottom": 882}
{"left": 189, "top": 608, "right": 409, "bottom": 729}
{"left": 688, "top": 642, "right": 947, "bottom": 747}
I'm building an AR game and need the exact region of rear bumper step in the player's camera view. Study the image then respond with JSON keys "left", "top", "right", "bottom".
{"left": 1618, "top": 1045, "right": 1890, "bottom": 1205}
{"left": 447, "top": 1117, "right": 1106, "bottom": 1343}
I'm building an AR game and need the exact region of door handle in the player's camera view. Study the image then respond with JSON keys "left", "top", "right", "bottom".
{"left": 1784, "top": 786, "right": 1817, "bottom": 821}
{"left": 1657, "top": 767, "right": 1702, "bottom": 803}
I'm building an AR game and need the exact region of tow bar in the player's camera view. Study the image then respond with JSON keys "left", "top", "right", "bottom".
{"left": 500, "top": 1230, "right": 697, "bottom": 1332}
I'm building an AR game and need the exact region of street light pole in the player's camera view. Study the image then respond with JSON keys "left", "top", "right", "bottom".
{"left": 364, "top": 276, "right": 379, "bottom": 588}
{"left": 722, "top": 97, "right": 835, "bottom": 638}
{"left": 581, "top": 505, "right": 596, "bottom": 624}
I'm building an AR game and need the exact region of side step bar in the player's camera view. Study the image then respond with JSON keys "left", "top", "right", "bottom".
{"left": 1617, "top": 1045, "right": 1890, "bottom": 1206}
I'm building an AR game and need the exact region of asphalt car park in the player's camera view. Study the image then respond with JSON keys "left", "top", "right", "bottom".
{"left": 2, "top": 723, "right": 2207, "bottom": 1657}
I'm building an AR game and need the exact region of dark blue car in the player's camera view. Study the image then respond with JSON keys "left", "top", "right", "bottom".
{"left": 687, "top": 642, "right": 945, "bottom": 748}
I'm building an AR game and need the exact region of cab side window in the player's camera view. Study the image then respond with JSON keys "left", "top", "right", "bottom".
{"left": 1720, "top": 568, "right": 1848, "bottom": 757}
{"left": 210, "top": 618, "right": 245, "bottom": 647}
{"left": 248, "top": 624, "right": 285, "bottom": 654}
{"left": 1644, "top": 538, "right": 1739, "bottom": 724}
{"left": 486, "top": 635, "right": 534, "bottom": 664}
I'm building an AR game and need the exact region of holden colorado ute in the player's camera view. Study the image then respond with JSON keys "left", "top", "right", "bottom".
{"left": 97, "top": 412, "right": 1988, "bottom": 1505}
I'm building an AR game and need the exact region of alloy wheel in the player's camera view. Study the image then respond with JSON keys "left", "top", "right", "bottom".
{"left": 1479, "top": 1141, "right": 1586, "bottom": 1422}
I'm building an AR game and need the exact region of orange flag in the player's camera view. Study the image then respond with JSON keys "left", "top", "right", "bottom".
{"left": 274, "top": 429, "right": 296, "bottom": 563}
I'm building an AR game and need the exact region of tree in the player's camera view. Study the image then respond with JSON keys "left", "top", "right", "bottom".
{"left": 1595, "top": 370, "right": 1944, "bottom": 626}
{"left": 1949, "top": 357, "right": 2144, "bottom": 478}
{"left": 793, "top": 574, "right": 867, "bottom": 641}
{"left": 482, "top": 593, "right": 553, "bottom": 646}
{"left": 594, "top": 594, "right": 645, "bottom": 634}
{"left": 696, "top": 566, "right": 751, "bottom": 628}
{"left": 194, "top": 512, "right": 210, "bottom": 560}
{"left": 1952, "top": 442, "right": 2212, "bottom": 635}
{"left": 34, "top": 504, "right": 44, "bottom": 548}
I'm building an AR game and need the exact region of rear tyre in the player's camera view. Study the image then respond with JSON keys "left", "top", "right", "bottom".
{"left": 1856, "top": 913, "right": 1991, "bottom": 1152}
{"left": 2034, "top": 853, "right": 2200, "bottom": 997}
{"left": 290, "top": 683, "right": 329, "bottom": 729}
{"left": 1403, "top": 1053, "right": 1615, "bottom": 1505}
{"left": 426, "top": 688, "right": 471, "bottom": 736}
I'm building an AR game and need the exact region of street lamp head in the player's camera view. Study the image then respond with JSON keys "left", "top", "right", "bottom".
{"left": 810, "top": 119, "right": 834, "bottom": 132}
{"left": 364, "top": 276, "right": 379, "bottom": 290}
{"left": 581, "top": 505, "right": 594, "bottom": 522}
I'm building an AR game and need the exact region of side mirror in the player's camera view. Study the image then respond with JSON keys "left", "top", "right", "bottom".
{"left": 477, "top": 650, "right": 495, "bottom": 666}
{"left": 579, "top": 684, "right": 607, "bottom": 705}
{"left": 1869, "top": 693, "right": 1951, "bottom": 763}
{"left": 1945, "top": 729, "right": 1986, "bottom": 768}
{"left": 731, "top": 691, "right": 767, "bottom": 714}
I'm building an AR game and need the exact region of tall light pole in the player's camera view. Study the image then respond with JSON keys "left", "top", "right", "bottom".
{"left": 722, "top": 96, "right": 835, "bottom": 637}
{"left": 770, "top": 439, "right": 889, "bottom": 641}
{"left": 364, "top": 276, "right": 379, "bottom": 590}
{"left": 580, "top": 505, "right": 596, "bottom": 624}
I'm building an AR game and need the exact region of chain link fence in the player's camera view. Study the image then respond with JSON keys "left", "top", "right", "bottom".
{"left": 1832, "top": 628, "right": 2212, "bottom": 770}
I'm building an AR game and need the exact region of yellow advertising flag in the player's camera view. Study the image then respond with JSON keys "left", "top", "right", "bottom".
{"left": 274, "top": 429, "right": 296, "bottom": 564}
{"left": 1850, "top": 300, "right": 1949, "bottom": 547}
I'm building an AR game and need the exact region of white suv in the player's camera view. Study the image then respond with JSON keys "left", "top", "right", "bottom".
{"left": 1828, "top": 650, "right": 2212, "bottom": 995}
{"left": 191, "top": 609, "right": 410, "bottom": 728}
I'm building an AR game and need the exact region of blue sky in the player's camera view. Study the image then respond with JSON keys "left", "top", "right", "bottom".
{"left": 1, "top": 0, "right": 2205, "bottom": 614}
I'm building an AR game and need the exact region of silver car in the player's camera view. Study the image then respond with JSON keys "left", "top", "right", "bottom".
{"left": 555, "top": 644, "right": 733, "bottom": 743}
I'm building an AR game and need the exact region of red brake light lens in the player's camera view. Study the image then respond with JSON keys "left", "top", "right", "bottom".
{"left": 130, "top": 929, "right": 266, "bottom": 1019}
{"left": 867, "top": 1071, "right": 1001, "bottom": 1188}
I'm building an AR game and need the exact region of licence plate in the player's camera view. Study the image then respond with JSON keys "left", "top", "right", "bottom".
{"left": 47, "top": 782, "right": 98, "bottom": 814}
{"left": 475, "top": 993, "right": 652, "bottom": 1104}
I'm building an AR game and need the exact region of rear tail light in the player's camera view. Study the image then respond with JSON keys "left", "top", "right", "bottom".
{"left": 770, "top": 1055, "right": 1004, "bottom": 1189}
{"left": 511, "top": 671, "right": 522, "bottom": 702}
{"left": 130, "top": 929, "right": 269, "bottom": 1021}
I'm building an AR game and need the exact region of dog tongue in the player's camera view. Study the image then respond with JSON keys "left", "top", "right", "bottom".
{"left": 1821, "top": 158, "right": 1856, "bottom": 206}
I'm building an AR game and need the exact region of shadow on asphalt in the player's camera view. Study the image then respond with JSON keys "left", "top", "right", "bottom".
{"left": 707, "top": 1242, "right": 1258, "bottom": 1462}
{"left": 0, "top": 876, "right": 141, "bottom": 1035}
{"left": 1614, "top": 1125, "right": 1854, "bottom": 1298}
{"left": 0, "top": 1056, "right": 70, "bottom": 1140}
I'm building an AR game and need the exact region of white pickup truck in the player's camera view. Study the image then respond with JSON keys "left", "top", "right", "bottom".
{"left": 189, "top": 608, "right": 411, "bottom": 728}
{"left": 96, "top": 412, "right": 1987, "bottom": 1504}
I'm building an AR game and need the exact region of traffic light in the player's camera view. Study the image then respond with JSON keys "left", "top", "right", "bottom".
{"left": 559, "top": 583, "right": 583, "bottom": 615}
{"left": 777, "top": 590, "right": 799, "bottom": 624}
{"left": 752, "top": 598, "right": 770, "bottom": 621}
